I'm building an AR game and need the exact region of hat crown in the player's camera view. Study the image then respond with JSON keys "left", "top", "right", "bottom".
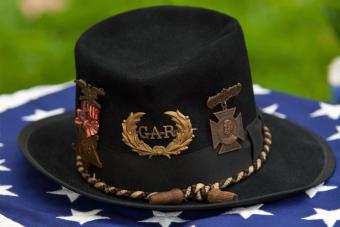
{"left": 76, "top": 6, "right": 256, "bottom": 151}
{"left": 75, "top": 6, "right": 259, "bottom": 191}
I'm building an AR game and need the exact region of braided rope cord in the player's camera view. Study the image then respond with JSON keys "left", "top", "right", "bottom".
{"left": 76, "top": 125, "right": 272, "bottom": 203}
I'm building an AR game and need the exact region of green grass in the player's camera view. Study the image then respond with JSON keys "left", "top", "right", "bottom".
{"left": 1, "top": 0, "right": 340, "bottom": 101}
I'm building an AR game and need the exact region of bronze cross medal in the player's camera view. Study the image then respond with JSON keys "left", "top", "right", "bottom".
{"left": 207, "top": 83, "right": 245, "bottom": 154}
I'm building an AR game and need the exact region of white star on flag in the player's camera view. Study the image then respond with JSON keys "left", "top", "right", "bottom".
{"left": 222, "top": 204, "right": 273, "bottom": 219}
{"left": 0, "top": 143, "right": 3, "bottom": 148}
{"left": 0, "top": 214, "right": 24, "bottom": 227}
{"left": 0, "top": 185, "right": 18, "bottom": 197}
{"left": 310, "top": 102, "right": 340, "bottom": 120}
{"left": 22, "top": 108, "right": 65, "bottom": 121}
{"left": 47, "top": 186, "right": 80, "bottom": 203}
{"left": 139, "top": 211, "right": 188, "bottom": 227}
{"left": 253, "top": 84, "right": 271, "bottom": 95}
{"left": 327, "top": 126, "right": 340, "bottom": 141}
{"left": 305, "top": 182, "right": 337, "bottom": 198}
{"left": 0, "top": 160, "right": 10, "bottom": 171}
{"left": 261, "top": 104, "right": 286, "bottom": 119}
{"left": 57, "top": 209, "right": 109, "bottom": 225}
{"left": 0, "top": 81, "right": 72, "bottom": 113}
{"left": 302, "top": 208, "right": 340, "bottom": 227}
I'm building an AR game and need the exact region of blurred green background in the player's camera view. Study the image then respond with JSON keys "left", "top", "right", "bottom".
{"left": 1, "top": 0, "right": 340, "bottom": 101}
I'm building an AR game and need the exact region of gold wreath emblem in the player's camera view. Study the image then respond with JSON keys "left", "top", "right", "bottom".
{"left": 122, "top": 110, "right": 195, "bottom": 158}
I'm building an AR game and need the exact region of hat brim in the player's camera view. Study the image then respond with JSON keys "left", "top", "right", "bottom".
{"left": 18, "top": 112, "right": 335, "bottom": 210}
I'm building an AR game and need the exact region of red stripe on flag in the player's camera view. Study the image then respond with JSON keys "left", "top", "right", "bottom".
{"left": 79, "top": 100, "right": 99, "bottom": 120}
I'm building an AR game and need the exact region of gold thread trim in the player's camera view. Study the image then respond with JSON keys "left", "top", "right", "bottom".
{"left": 76, "top": 125, "right": 272, "bottom": 204}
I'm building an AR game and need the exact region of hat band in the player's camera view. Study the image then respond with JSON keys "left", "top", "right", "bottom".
{"left": 75, "top": 125, "right": 271, "bottom": 204}
{"left": 72, "top": 79, "right": 272, "bottom": 204}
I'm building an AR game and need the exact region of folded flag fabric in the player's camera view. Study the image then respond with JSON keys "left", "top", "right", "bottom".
{"left": 0, "top": 83, "right": 339, "bottom": 227}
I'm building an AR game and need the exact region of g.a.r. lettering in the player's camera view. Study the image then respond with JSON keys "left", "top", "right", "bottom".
{"left": 138, "top": 125, "right": 176, "bottom": 139}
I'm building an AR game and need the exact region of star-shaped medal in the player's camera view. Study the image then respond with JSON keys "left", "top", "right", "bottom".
{"left": 72, "top": 129, "right": 102, "bottom": 168}
{"left": 209, "top": 107, "right": 245, "bottom": 154}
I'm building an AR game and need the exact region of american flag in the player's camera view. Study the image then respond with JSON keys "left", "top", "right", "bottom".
{"left": 0, "top": 82, "right": 339, "bottom": 227}
{"left": 75, "top": 100, "right": 100, "bottom": 137}
{"left": 82, "top": 100, "right": 99, "bottom": 121}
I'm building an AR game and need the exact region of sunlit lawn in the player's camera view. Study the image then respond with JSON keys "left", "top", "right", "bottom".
{"left": 1, "top": 0, "right": 340, "bottom": 101}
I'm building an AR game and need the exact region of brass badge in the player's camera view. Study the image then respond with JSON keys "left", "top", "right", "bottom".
{"left": 122, "top": 110, "right": 195, "bottom": 158}
{"left": 207, "top": 83, "right": 245, "bottom": 154}
{"left": 72, "top": 79, "right": 105, "bottom": 168}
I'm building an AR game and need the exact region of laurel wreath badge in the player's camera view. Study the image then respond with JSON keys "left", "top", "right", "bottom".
{"left": 122, "top": 110, "right": 195, "bottom": 158}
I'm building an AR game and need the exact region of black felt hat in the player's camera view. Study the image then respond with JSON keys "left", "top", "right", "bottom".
{"left": 18, "top": 6, "right": 335, "bottom": 210}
